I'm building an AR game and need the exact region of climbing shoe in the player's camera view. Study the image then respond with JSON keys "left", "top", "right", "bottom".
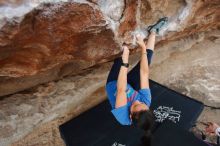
{"left": 147, "top": 17, "right": 168, "bottom": 34}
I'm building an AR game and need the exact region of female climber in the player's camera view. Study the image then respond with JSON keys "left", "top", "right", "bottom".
{"left": 105, "top": 17, "right": 168, "bottom": 146}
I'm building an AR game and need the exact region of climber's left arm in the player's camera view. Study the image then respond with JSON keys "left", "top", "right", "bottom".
{"left": 136, "top": 35, "right": 150, "bottom": 89}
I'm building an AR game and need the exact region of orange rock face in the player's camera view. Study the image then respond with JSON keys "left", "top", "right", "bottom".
{"left": 0, "top": 0, "right": 219, "bottom": 97}
{"left": 0, "top": 2, "right": 120, "bottom": 96}
{"left": 0, "top": 3, "right": 119, "bottom": 76}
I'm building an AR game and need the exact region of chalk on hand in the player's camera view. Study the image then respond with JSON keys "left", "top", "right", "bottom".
{"left": 136, "top": 34, "right": 141, "bottom": 38}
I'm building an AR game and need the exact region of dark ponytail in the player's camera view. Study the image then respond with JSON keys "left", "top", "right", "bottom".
{"left": 141, "top": 129, "right": 152, "bottom": 146}
{"left": 132, "top": 110, "right": 155, "bottom": 146}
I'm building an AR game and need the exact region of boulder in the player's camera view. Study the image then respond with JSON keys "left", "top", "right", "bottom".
{"left": 0, "top": 0, "right": 220, "bottom": 145}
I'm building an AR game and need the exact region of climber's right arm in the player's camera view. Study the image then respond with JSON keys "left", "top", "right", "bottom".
{"left": 115, "top": 46, "right": 130, "bottom": 108}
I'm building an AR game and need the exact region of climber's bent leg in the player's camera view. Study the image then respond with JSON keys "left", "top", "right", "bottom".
{"left": 106, "top": 57, "right": 123, "bottom": 85}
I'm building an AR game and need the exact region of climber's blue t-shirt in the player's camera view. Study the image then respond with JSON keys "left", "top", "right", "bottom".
{"left": 105, "top": 80, "right": 152, "bottom": 125}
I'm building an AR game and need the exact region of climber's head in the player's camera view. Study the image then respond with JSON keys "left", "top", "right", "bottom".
{"left": 130, "top": 101, "right": 148, "bottom": 115}
{"left": 130, "top": 100, "right": 153, "bottom": 129}
{"left": 131, "top": 102, "right": 154, "bottom": 146}
{"left": 130, "top": 101, "right": 154, "bottom": 146}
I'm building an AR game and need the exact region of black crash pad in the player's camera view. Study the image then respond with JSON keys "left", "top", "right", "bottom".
{"left": 149, "top": 80, "right": 204, "bottom": 130}
{"left": 59, "top": 80, "right": 204, "bottom": 146}
{"left": 59, "top": 101, "right": 144, "bottom": 146}
{"left": 152, "top": 121, "right": 208, "bottom": 146}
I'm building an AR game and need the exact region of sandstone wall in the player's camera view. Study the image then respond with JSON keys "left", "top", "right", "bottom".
{"left": 0, "top": 0, "right": 219, "bottom": 97}
{"left": 0, "top": 0, "right": 220, "bottom": 146}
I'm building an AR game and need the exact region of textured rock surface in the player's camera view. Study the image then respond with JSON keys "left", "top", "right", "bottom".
{"left": 0, "top": 2, "right": 120, "bottom": 96}
{"left": 0, "top": 0, "right": 219, "bottom": 96}
{"left": 0, "top": 66, "right": 108, "bottom": 146}
{"left": 151, "top": 30, "right": 220, "bottom": 103}
{"left": 0, "top": 0, "right": 220, "bottom": 145}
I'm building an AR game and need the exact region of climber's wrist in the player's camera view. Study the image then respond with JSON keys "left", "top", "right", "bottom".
{"left": 122, "top": 57, "right": 129, "bottom": 63}
{"left": 141, "top": 48, "right": 147, "bottom": 54}
{"left": 140, "top": 44, "right": 146, "bottom": 50}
